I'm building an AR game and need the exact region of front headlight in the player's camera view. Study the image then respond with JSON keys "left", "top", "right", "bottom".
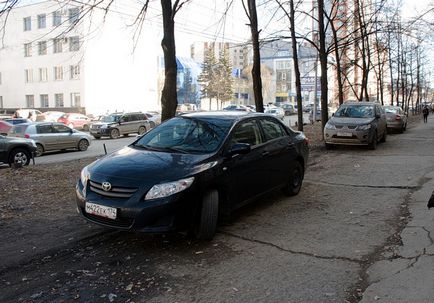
{"left": 145, "top": 177, "right": 194, "bottom": 200}
{"left": 325, "top": 122, "right": 336, "bottom": 130}
{"left": 80, "top": 166, "right": 90, "bottom": 186}
{"left": 357, "top": 124, "right": 372, "bottom": 131}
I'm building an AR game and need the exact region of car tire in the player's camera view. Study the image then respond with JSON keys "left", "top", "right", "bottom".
{"left": 8, "top": 148, "right": 31, "bottom": 167}
{"left": 403, "top": 123, "right": 407, "bottom": 131}
{"left": 138, "top": 126, "right": 147, "bottom": 135}
{"left": 83, "top": 124, "right": 89, "bottom": 131}
{"left": 194, "top": 190, "right": 219, "bottom": 241}
{"left": 93, "top": 135, "right": 101, "bottom": 140}
{"left": 110, "top": 128, "right": 120, "bottom": 139}
{"left": 380, "top": 129, "right": 387, "bottom": 143}
{"left": 325, "top": 143, "right": 334, "bottom": 150}
{"left": 283, "top": 161, "right": 304, "bottom": 196}
{"left": 35, "top": 143, "right": 44, "bottom": 156}
{"left": 78, "top": 139, "right": 89, "bottom": 151}
{"left": 150, "top": 121, "right": 156, "bottom": 128}
{"left": 369, "top": 132, "right": 377, "bottom": 150}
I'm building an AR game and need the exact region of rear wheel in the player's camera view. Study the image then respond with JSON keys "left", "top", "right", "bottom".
{"left": 35, "top": 143, "right": 44, "bottom": 156}
{"left": 138, "top": 126, "right": 146, "bottom": 135}
{"left": 150, "top": 121, "right": 156, "bottom": 128}
{"left": 9, "top": 148, "right": 31, "bottom": 167}
{"left": 325, "top": 143, "right": 334, "bottom": 150}
{"left": 283, "top": 161, "right": 304, "bottom": 196}
{"left": 93, "top": 135, "right": 101, "bottom": 140}
{"left": 83, "top": 124, "right": 89, "bottom": 131}
{"left": 110, "top": 128, "right": 120, "bottom": 139}
{"left": 194, "top": 190, "right": 219, "bottom": 241}
{"left": 369, "top": 132, "right": 378, "bottom": 150}
{"left": 78, "top": 139, "right": 89, "bottom": 151}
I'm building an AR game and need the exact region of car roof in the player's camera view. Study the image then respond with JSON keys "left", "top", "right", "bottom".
{"left": 343, "top": 101, "right": 379, "bottom": 106}
{"left": 181, "top": 111, "right": 276, "bottom": 123}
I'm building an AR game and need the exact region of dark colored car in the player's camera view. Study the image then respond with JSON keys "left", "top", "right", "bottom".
{"left": 0, "top": 120, "right": 13, "bottom": 135}
{"left": 324, "top": 102, "right": 387, "bottom": 150}
{"left": 90, "top": 112, "right": 150, "bottom": 139}
{"left": 76, "top": 112, "right": 309, "bottom": 240}
{"left": 0, "top": 135, "right": 37, "bottom": 166}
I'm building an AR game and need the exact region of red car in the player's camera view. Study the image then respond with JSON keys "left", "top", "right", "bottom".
{"left": 58, "top": 113, "right": 91, "bottom": 131}
{"left": 0, "top": 120, "right": 13, "bottom": 135}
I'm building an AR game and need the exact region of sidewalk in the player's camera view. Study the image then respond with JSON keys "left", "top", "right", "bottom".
{"left": 360, "top": 114, "right": 434, "bottom": 303}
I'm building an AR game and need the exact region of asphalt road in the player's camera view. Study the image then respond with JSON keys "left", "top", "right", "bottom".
{"left": 2, "top": 116, "right": 434, "bottom": 302}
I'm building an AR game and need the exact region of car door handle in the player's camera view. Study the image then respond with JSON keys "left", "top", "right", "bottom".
{"left": 262, "top": 151, "right": 270, "bottom": 157}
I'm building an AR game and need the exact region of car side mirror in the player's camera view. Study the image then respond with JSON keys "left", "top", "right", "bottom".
{"left": 227, "top": 143, "right": 251, "bottom": 157}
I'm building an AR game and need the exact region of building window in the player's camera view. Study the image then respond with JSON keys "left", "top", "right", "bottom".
{"left": 23, "top": 17, "right": 31, "bottom": 31}
{"left": 39, "top": 68, "right": 48, "bottom": 82}
{"left": 70, "top": 65, "right": 80, "bottom": 80}
{"left": 281, "top": 84, "right": 287, "bottom": 92}
{"left": 40, "top": 94, "right": 49, "bottom": 107}
{"left": 69, "top": 36, "right": 80, "bottom": 51}
{"left": 24, "top": 69, "right": 33, "bottom": 83}
{"left": 281, "top": 72, "right": 286, "bottom": 80}
{"left": 71, "top": 93, "right": 81, "bottom": 107}
{"left": 26, "top": 95, "right": 35, "bottom": 108}
{"left": 53, "top": 11, "right": 61, "bottom": 26}
{"left": 24, "top": 43, "right": 32, "bottom": 57}
{"left": 69, "top": 8, "right": 80, "bottom": 24}
{"left": 54, "top": 66, "right": 63, "bottom": 80}
{"left": 55, "top": 93, "right": 64, "bottom": 107}
{"left": 38, "top": 41, "right": 47, "bottom": 55}
{"left": 53, "top": 38, "right": 63, "bottom": 53}
{"left": 37, "top": 14, "right": 46, "bottom": 29}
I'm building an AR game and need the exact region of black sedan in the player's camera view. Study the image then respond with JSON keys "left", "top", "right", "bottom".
{"left": 0, "top": 135, "right": 37, "bottom": 166}
{"left": 76, "top": 112, "right": 309, "bottom": 240}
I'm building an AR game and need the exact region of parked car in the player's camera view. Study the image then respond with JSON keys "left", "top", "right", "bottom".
{"left": 0, "top": 120, "right": 13, "bottom": 135}
{"left": 265, "top": 107, "right": 285, "bottom": 120}
{"left": 324, "top": 102, "right": 387, "bottom": 150}
{"left": 3, "top": 118, "right": 32, "bottom": 125}
{"left": 0, "top": 134, "right": 37, "bottom": 166}
{"left": 384, "top": 106, "right": 408, "bottom": 133}
{"left": 281, "top": 103, "right": 295, "bottom": 116}
{"left": 58, "top": 113, "right": 91, "bottom": 131}
{"left": 15, "top": 109, "right": 45, "bottom": 121}
{"left": 76, "top": 112, "right": 309, "bottom": 240}
{"left": 309, "top": 109, "right": 322, "bottom": 123}
{"left": 9, "top": 122, "right": 92, "bottom": 156}
{"left": 43, "top": 111, "right": 65, "bottom": 122}
{"left": 89, "top": 112, "right": 150, "bottom": 139}
{"left": 144, "top": 112, "right": 161, "bottom": 128}
{"left": 223, "top": 105, "right": 255, "bottom": 112}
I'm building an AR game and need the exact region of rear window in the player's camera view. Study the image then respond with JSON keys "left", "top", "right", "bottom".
{"left": 10, "top": 124, "right": 29, "bottom": 134}
{"left": 36, "top": 124, "right": 53, "bottom": 134}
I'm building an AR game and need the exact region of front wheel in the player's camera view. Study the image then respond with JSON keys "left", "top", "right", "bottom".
{"left": 110, "top": 128, "right": 120, "bottom": 139}
{"left": 82, "top": 124, "right": 89, "bottom": 131}
{"left": 283, "top": 161, "right": 304, "bottom": 196}
{"left": 9, "top": 148, "right": 31, "bottom": 167}
{"left": 380, "top": 129, "right": 387, "bottom": 143}
{"left": 194, "top": 190, "right": 219, "bottom": 241}
{"left": 369, "top": 132, "right": 378, "bottom": 150}
{"left": 78, "top": 139, "right": 89, "bottom": 151}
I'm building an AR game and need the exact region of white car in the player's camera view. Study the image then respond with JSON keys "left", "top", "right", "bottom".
{"left": 265, "top": 107, "right": 285, "bottom": 120}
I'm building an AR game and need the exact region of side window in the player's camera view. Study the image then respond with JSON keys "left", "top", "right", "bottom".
{"left": 231, "top": 120, "right": 262, "bottom": 146}
{"left": 36, "top": 124, "right": 53, "bottom": 134}
{"left": 138, "top": 114, "right": 146, "bottom": 120}
{"left": 53, "top": 124, "right": 71, "bottom": 133}
{"left": 259, "top": 119, "right": 286, "bottom": 141}
{"left": 121, "top": 115, "right": 130, "bottom": 122}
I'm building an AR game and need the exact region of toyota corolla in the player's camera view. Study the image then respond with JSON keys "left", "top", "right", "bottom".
{"left": 76, "top": 112, "right": 309, "bottom": 240}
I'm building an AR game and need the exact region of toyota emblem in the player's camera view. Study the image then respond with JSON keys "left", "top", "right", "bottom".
{"left": 102, "top": 182, "right": 112, "bottom": 191}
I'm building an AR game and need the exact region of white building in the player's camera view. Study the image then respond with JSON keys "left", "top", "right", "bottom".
{"left": 0, "top": 1, "right": 161, "bottom": 115}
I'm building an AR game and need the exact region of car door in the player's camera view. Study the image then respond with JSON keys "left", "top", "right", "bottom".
{"left": 258, "top": 118, "right": 297, "bottom": 189}
{"left": 120, "top": 114, "right": 134, "bottom": 134}
{"left": 0, "top": 136, "right": 6, "bottom": 163}
{"left": 377, "top": 105, "right": 387, "bottom": 136}
{"left": 35, "top": 124, "right": 57, "bottom": 151}
{"left": 52, "top": 123, "right": 76, "bottom": 149}
{"left": 222, "top": 119, "right": 269, "bottom": 208}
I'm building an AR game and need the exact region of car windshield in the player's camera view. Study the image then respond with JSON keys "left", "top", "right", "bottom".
{"left": 101, "top": 115, "right": 121, "bottom": 123}
{"left": 384, "top": 107, "right": 398, "bottom": 114}
{"left": 132, "top": 116, "right": 233, "bottom": 154}
{"left": 334, "top": 105, "right": 374, "bottom": 118}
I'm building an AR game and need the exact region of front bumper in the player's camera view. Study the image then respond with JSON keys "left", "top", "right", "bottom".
{"left": 324, "top": 128, "right": 373, "bottom": 145}
{"left": 90, "top": 128, "right": 110, "bottom": 136}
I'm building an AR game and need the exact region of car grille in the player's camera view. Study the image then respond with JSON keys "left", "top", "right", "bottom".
{"left": 91, "top": 125, "right": 101, "bottom": 130}
{"left": 335, "top": 125, "right": 357, "bottom": 130}
{"left": 82, "top": 211, "right": 133, "bottom": 228}
{"left": 89, "top": 180, "right": 138, "bottom": 198}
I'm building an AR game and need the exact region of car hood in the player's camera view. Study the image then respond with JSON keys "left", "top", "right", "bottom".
{"left": 329, "top": 117, "right": 375, "bottom": 125}
{"left": 91, "top": 122, "right": 117, "bottom": 127}
{"left": 88, "top": 146, "right": 215, "bottom": 187}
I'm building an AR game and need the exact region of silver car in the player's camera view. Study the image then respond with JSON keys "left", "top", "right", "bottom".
{"left": 324, "top": 102, "right": 387, "bottom": 150}
{"left": 265, "top": 107, "right": 285, "bottom": 120}
{"left": 384, "top": 106, "right": 407, "bottom": 133}
{"left": 9, "top": 122, "right": 92, "bottom": 156}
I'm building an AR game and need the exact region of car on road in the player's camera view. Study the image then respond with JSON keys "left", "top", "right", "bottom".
{"left": 90, "top": 112, "right": 150, "bottom": 139}
{"left": 384, "top": 106, "right": 407, "bottom": 133}
{"left": 324, "top": 102, "right": 387, "bottom": 150}
{"left": 223, "top": 105, "right": 255, "bottom": 112}
{"left": 309, "top": 109, "right": 322, "bottom": 123}
{"left": 0, "top": 120, "right": 13, "bottom": 135}
{"left": 58, "top": 113, "right": 91, "bottom": 131}
{"left": 265, "top": 107, "right": 285, "bottom": 120}
{"left": 9, "top": 122, "right": 92, "bottom": 156}
{"left": 144, "top": 112, "right": 161, "bottom": 128}
{"left": 43, "top": 111, "right": 65, "bottom": 122}
{"left": 15, "top": 109, "right": 45, "bottom": 121}
{"left": 76, "top": 111, "right": 309, "bottom": 240}
{"left": 3, "top": 118, "right": 32, "bottom": 125}
{"left": 0, "top": 134, "right": 37, "bottom": 166}
{"left": 280, "top": 103, "right": 295, "bottom": 116}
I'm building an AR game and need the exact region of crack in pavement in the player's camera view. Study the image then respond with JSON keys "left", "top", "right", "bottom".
{"left": 305, "top": 180, "right": 419, "bottom": 190}
{"left": 220, "top": 230, "right": 362, "bottom": 264}
{"left": 422, "top": 227, "right": 434, "bottom": 245}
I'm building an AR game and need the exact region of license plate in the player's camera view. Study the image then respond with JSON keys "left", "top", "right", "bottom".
{"left": 85, "top": 202, "right": 117, "bottom": 219}
{"left": 337, "top": 132, "right": 353, "bottom": 137}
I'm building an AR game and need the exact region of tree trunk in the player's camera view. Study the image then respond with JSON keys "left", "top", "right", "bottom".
{"left": 289, "top": 0, "right": 303, "bottom": 131}
{"left": 247, "top": 0, "right": 264, "bottom": 113}
{"left": 160, "top": 0, "right": 178, "bottom": 122}
{"left": 318, "top": 0, "right": 328, "bottom": 136}
{"left": 331, "top": 25, "right": 344, "bottom": 105}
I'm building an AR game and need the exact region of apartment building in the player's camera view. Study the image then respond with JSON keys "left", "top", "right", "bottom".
{"left": 0, "top": 1, "right": 161, "bottom": 115}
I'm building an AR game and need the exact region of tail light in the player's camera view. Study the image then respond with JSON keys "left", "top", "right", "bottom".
{"left": 24, "top": 134, "right": 30, "bottom": 138}
{"left": 395, "top": 115, "right": 402, "bottom": 120}
{"left": 304, "top": 137, "right": 309, "bottom": 145}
